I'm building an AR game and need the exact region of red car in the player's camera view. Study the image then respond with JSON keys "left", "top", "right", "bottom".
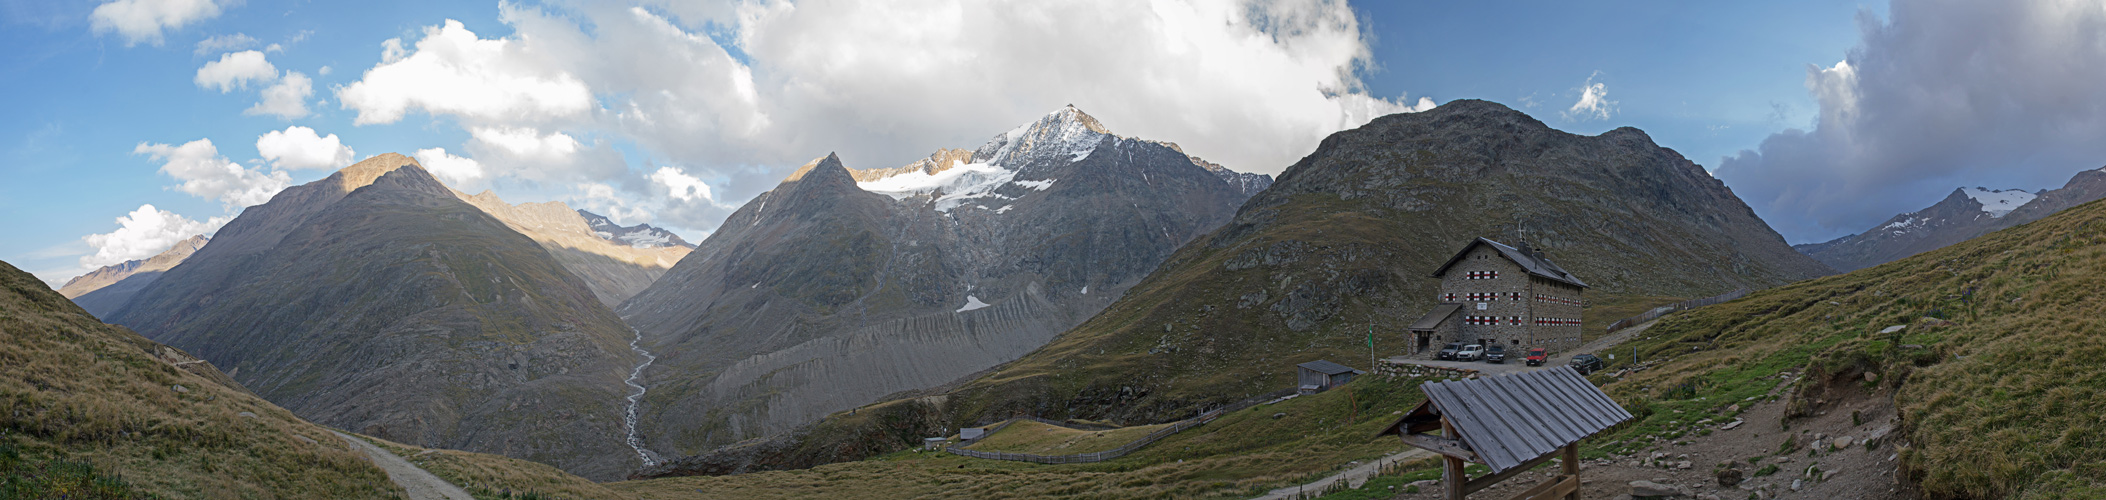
{"left": 1525, "top": 348, "right": 1548, "bottom": 366}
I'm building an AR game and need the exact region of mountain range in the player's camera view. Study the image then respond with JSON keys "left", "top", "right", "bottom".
{"left": 639, "top": 99, "right": 1836, "bottom": 476}
{"left": 59, "top": 234, "right": 209, "bottom": 318}
{"left": 1795, "top": 166, "right": 2106, "bottom": 271}
{"left": 615, "top": 106, "right": 1265, "bottom": 457}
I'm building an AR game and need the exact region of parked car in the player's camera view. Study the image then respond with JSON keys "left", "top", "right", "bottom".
{"left": 1525, "top": 348, "right": 1548, "bottom": 366}
{"left": 1457, "top": 344, "right": 1485, "bottom": 361}
{"left": 1484, "top": 345, "right": 1507, "bottom": 364}
{"left": 1568, "top": 353, "right": 1604, "bottom": 374}
{"left": 1436, "top": 342, "right": 1464, "bottom": 360}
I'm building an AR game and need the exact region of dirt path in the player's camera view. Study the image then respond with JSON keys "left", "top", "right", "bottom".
{"left": 1252, "top": 449, "right": 1432, "bottom": 500}
{"left": 331, "top": 431, "right": 475, "bottom": 500}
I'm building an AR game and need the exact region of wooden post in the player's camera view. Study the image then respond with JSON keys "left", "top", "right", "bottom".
{"left": 1443, "top": 419, "right": 1466, "bottom": 500}
{"left": 1561, "top": 444, "right": 1579, "bottom": 500}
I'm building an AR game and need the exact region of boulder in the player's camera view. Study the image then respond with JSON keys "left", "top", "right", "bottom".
{"left": 1630, "top": 480, "right": 1689, "bottom": 498}
{"left": 1716, "top": 467, "right": 1745, "bottom": 487}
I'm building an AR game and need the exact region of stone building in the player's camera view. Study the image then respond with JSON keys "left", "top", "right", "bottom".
{"left": 1407, "top": 237, "right": 1587, "bottom": 353}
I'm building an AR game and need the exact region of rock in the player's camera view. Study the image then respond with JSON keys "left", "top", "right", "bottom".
{"left": 1630, "top": 480, "right": 1689, "bottom": 498}
{"left": 1716, "top": 467, "right": 1745, "bottom": 487}
{"left": 1832, "top": 436, "right": 1852, "bottom": 450}
{"left": 292, "top": 435, "right": 318, "bottom": 445}
{"left": 1864, "top": 424, "right": 1894, "bottom": 447}
{"left": 237, "top": 411, "right": 257, "bottom": 418}
{"left": 1879, "top": 325, "right": 1906, "bottom": 334}
{"left": 1726, "top": 404, "right": 1740, "bottom": 413}
{"left": 1865, "top": 372, "right": 1879, "bottom": 383}
{"left": 1791, "top": 479, "right": 1804, "bottom": 491}
{"left": 1697, "top": 494, "right": 1722, "bottom": 500}
{"left": 1272, "top": 412, "right": 1286, "bottom": 419}
{"left": 172, "top": 384, "right": 189, "bottom": 393}
{"left": 1675, "top": 460, "right": 1693, "bottom": 469}
{"left": 1721, "top": 419, "right": 1744, "bottom": 430}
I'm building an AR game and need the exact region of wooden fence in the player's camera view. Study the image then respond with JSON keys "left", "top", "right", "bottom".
{"left": 1603, "top": 288, "right": 1749, "bottom": 333}
{"left": 948, "top": 388, "right": 1299, "bottom": 464}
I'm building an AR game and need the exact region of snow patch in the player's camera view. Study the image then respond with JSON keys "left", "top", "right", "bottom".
{"left": 856, "top": 160, "right": 1019, "bottom": 212}
{"left": 956, "top": 295, "right": 991, "bottom": 313}
{"left": 1012, "top": 178, "right": 1056, "bottom": 190}
{"left": 995, "top": 205, "right": 1014, "bottom": 214}
{"left": 1080, "top": 286, "right": 1088, "bottom": 295}
{"left": 1962, "top": 187, "right": 2037, "bottom": 218}
{"left": 619, "top": 230, "right": 672, "bottom": 248}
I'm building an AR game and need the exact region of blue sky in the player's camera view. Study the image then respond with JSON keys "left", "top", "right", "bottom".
{"left": 7, "top": 0, "right": 2104, "bottom": 285}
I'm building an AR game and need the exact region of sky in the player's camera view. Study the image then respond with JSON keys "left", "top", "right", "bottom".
{"left": 4, "top": 0, "right": 2104, "bottom": 286}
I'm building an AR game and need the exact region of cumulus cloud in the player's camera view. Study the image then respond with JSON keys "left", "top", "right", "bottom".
{"left": 256, "top": 126, "right": 353, "bottom": 170}
{"left": 195, "top": 50, "right": 276, "bottom": 92}
{"left": 336, "top": 19, "right": 595, "bottom": 126}
{"left": 342, "top": 0, "right": 1430, "bottom": 235}
{"left": 79, "top": 204, "right": 219, "bottom": 269}
{"left": 650, "top": 166, "right": 714, "bottom": 203}
{"left": 135, "top": 138, "right": 291, "bottom": 208}
{"left": 194, "top": 33, "right": 256, "bottom": 55}
{"left": 1716, "top": 0, "right": 2106, "bottom": 243}
{"left": 246, "top": 70, "right": 312, "bottom": 118}
{"left": 90, "top": 0, "right": 224, "bottom": 46}
{"left": 1563, "top": 72, "right": 1616, "bottom": 121}
{"left": 413, "top": 148, "right": 485, "bottom": 187}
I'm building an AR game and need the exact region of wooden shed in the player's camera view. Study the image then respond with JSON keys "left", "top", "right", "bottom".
{"left": 1296, "top": 360, "right": 1363, "bottom": 394}
{"left": 1379, "top": 366, "right": 1632, "bottom": 499}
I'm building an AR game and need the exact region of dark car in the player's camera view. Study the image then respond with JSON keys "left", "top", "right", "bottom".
{"left": 1568, "top": 354, "right": 1604, "bottom": 375}
{"left": 1525, "top": 348, "right": 1548, "bottom": 366}
{"left": 1484, "top": 345, "right": 1507, "bottom": 364}
{"left": 1436, "top": 342, "right": 1464, "bottom": 360}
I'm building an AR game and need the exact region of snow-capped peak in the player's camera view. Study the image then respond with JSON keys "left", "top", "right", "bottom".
{"left": 1962, "top": 187, "right": 2037, "bottom": 218}
{"left": 975, "top": 105, "right": 1113, "bottom": 168}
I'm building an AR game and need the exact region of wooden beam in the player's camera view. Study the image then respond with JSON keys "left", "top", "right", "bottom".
{"left": 1444, "top": 420, "right": 1466, "bottom": 500}
{"left": 1399, "top": 433, "right": 1477, "bottom": 461}
{"left": 1506, "top": 475, "right": 1578, "bottom": 500}
{"left": 1464, "top": 449, "right": 1561, "bottom": 494}
{"left": 1560, "top": 445, "right": 1579, "bottom": 500}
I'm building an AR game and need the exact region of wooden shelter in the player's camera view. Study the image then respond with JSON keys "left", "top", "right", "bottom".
{"left": 1380, "top": 366, "right": 1631, "bottom": 500}
{"left": 1295, "top": 360, "right": 1363, "bottom": 394}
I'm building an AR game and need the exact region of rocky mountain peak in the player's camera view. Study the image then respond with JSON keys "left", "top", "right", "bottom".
{"left": 784, "top": 153, "right": 856, "bottom": 186}
{"left": 362, "top": 160, "right": 450, "bottom": 196}
{"left": 971, "top": 105, "right": 1115, "bottom": 168}
{"left": 329, "top": 153, "right": 421, "bottom": 193}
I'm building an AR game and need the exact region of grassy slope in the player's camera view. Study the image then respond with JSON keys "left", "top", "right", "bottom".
{"left": 1580, "top": 197, "right": 2106, "bottom": 499}
{"left": 962, "top": 420, "right": 1173, "bottom": 455}
{"left": 616, "top": 377, "right": 1436, "bottom": 499}
{"left": 0, "top": 260, "right": 401, "bottom": 499}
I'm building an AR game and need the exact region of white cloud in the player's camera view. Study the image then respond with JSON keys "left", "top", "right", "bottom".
{"left": 1563, "top": 72, "right": 1616, "bottom": 121}
{"left": 343, "top": 0, "right": 1431, "bottom": 235}
{"left": 246, "top": 71, "right": 313, "bottom": 119}
{"left": 90, "top": 0, "right": 225, "bottom": 46}
{"left": 194, "top": 33, "right": 256, "bottom": 55}
{"left": 256, "top": 126, "right": 353, "bottom": 170}
{"left": 79, "top": 204, "right": 219, "bottom": 269}
{"left": 135, "top": 138, "right": 291, "bottom": 208}
{"left": 336, "top": 20, "right": 595, "bottom": 126}
{"left": 413, "top": 148, "right": 485, "bottom": 187}
{"left": 1717, "top": 0, "right": 2106, "bottom": 243}
{"left": 195, "top": 50, "right": 277, "bottom": 93}
{"left": 650, "top": 166, "right": 714, "bottom": 203}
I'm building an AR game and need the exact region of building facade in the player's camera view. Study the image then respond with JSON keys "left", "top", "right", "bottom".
{"left": 1409, "top": 237, "right": 1587, "bottom": 353}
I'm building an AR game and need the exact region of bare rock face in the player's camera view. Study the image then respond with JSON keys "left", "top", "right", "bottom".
{"left": 1797, "top": 167, "right": 2106, "bottom": 271}
{"left": 62, "top": 234, "right": 209, "bottom": 317}
{"left": 617, "top": 106, "right": 1254, "bottom": 456}
{"left": 453, "top": 190, "right": 691, "bottom": 306}
{"left": 104, "top": 153, "right": 640, "bottom": 480}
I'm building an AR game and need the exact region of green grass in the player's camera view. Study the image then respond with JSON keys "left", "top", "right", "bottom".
{"left": 614, "top": 376, "right": 1434, "bottom": 499}
{"left": 1569, "top": 197, "right": 2106, "bottom": 498}
{"left": 0, "top": 444, "right": 140, "bottom": 500}
{"left": 963, "top": 420, "right": 1172, "bottom": 455}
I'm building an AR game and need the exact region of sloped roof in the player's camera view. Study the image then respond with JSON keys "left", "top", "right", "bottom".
{"left": 1430, "top": 237, "right": 1589, "bottom": 288}
{"left": 1296, "top": 360, "right": 1363, "bottom": 376}
{"left": 1408, "top": 303, "right": 1463, "bottom": 331}
{"left": 1382, "top": 366, "right": 1631, "bottom": 473}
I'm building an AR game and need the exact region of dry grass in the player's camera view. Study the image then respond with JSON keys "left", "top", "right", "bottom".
{"left": 963, "top": 420, "right": 1173, "bottom": 455}
{"left": 364, "top": 436, "right": 635, "bottom": 500}
{"left": 0, "top": 260, "right": 401, "bottom": 499}
{"left": 612, "top": 377, "right": 1429, "bottom": 499}
{"left": 1583, "top": 197, "right": 2106, "bottom": 499}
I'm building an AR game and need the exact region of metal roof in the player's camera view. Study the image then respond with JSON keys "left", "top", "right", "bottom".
{"left": 1392, "top": 366, "right": 1631, "bottom": 473}
{"left": 1408, "top": 303, "right": 1462, "bottom": 331}
{"left": 1430, "top": 237, "right": 1589, "bottom": 288}
{"left": 1296, "top": 360, "right": 1364, "bottom": 375}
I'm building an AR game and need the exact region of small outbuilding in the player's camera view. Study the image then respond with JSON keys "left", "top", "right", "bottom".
{"left": 1296, "top": 360, "right": 1364, "bottom": 394}
{"left": 1379, "top": 366, "right": 1632, "bottom": 499}
{"left": 960, "top": 427, "right": 988, "bottom": 440}
{"left": 923, "top": 437, "right": 949, "bottom": 451}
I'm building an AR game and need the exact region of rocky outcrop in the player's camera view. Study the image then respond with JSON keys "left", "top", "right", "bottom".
{"left": 104, "top": 153, "right": 640, "bottom": 480}
{"left": 453, "top": 191, "right": 691, "bottom": 306}
{"left": 1797, "top": 167, "right": 2106, "bottom": 271}
{"left": 62, "top": 234, "right": 208, "bottom": 318}
{"left": 618, "top": 106, "right": 1253, "bottom": 457}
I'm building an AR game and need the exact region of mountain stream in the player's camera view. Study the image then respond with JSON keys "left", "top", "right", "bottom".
{"left": 623, "top": 328, "right": 660, "bottom": 466}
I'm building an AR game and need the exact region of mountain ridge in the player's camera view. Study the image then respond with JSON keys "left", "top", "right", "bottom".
{"left": 1796, "top": 166, "right": 2106, "bottom": 271}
